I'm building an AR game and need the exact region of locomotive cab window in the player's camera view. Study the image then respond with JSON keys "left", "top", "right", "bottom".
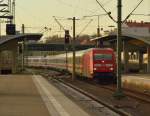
{"left": 94, "top": 54, "right": 112, "bottom": 60}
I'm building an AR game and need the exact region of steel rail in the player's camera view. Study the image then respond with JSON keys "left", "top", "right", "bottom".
{"left": 51, "top": 78, "right": 130, "bottom": 116}
{"left": 100, "top": 85, "right": 150, "bottom": 104}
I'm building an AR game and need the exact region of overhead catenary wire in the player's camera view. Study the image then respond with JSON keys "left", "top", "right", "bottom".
{"left": 77, "top": 19, "right": 93, "bottom": 37}
{"left": 72, "top": 0, "right": 80, "bottom": 16}
{"left": 103, "top": 0, "right": 114, "bottom": 6}
{"left": 86, "top": 0, "right": 115, "bottom": 18}
{"left": 132, "top": 13, "right": 150, "bottom": 16}
{"left": 95, "top": 0, "right": 116, "bottom": 23}
{"left": 96, "top": 0, "right": 145, "bottom": 24}
{"left": 53, "top": 16, "right": 66, "bottom": 31}
{"left": 56, "top": 0, "right": 98, "bottom": 15}
{"left": 52, "top": 16, "right": 94, "bottom": 37}
{"left": 123, "top": 0, "right": 144, "bottom": 23}
{"left": 16, "top": 3, "right": 51, "bottom": 27}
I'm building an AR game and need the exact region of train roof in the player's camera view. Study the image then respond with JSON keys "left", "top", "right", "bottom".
{"left": 87, "top": 48, "right": 114, "bottom": 51}
{"left": 47, "top": 48, "right": 114, "bottom": 59}
{"left": 27, "top": 48, "right": 114, "bottom": 60}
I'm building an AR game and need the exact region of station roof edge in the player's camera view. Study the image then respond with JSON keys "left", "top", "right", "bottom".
{"left": 90, "top": 34, "right": 150, "bottom": 45}
{"left": 0, "top": 33, "right": 43, "bottom": 46}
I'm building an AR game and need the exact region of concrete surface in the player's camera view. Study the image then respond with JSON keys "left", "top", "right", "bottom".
{"left": 33, "top": 75, "right": 91, "bottom": 116}
{"left": 0, "top": 75, "right": 50, "bottom": 116}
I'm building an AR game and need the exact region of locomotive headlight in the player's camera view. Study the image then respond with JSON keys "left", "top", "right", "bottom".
{"left": 94, "top": 68, "right": 97, "bottom": 70}
{"left": 110, "top": 67, "right": 114, "bottom": 71}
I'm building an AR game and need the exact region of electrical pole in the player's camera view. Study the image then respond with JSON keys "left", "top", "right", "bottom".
{"left": 95, "top": 0, "right": 144, "bottom": 96}
{"left": 22, "top": 24, "right": 25, "bottom": 71}
{"left": 97, "top": 15, "right": 101, "bottom": 47}
{"left": 22, "top": 24, "right": 25, "bottom": 34}
{"left": 114, "top": 0, "right": 125, "bottom": 99}
{"left": 65, "top": 46, "right": 68, "bottom": 70}
{"left": 83, "top": 14, "right": 108, "bottom": 47}
{"left": 8, "top": 0, "right": 12, "bottom": 23}
{"left": 97, "top": 16, "right": 100, "bottom": 37}
{"left": 72, "top": 17, "right": 76, "bottom": 80}
{"left": 12, "top": 0, "right": 15, "bottom": 24}
{"left": 53, "top": 16, "right": 65, "bottom": 31}
{"left": 83, "top": 14, "right": 107, "bottom": 37}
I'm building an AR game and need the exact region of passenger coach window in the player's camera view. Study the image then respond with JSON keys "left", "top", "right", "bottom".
{"left": 94, "top": 54, "right": 112, "bottom": 60}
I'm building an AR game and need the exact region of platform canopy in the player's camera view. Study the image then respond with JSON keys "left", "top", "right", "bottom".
{"left": 91, "top": 33, "right": 150, "bottom": 47}
{"left": 0, "top": 33, "right": 43, "bottom": 46}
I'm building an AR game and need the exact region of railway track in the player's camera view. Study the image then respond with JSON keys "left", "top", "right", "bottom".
{"left": 78, "top": 78, "right": 150, "bottom": 104}
{"left": 50, "top": 78, "right": 130, "bottom": 116}
{"left": 63, "top": 75, "right": 150, "bottom": 105}
{"left": 65, "top": 73, "right": 150, "bottom": 104}
{"left": 99, "top": 85, "right": 150, "bottom": 104}
{"left": 32, "top": 69, "right": 129, "bottom": 116}
{"left": 54, "top": 77, "right": 150, "bottom": 116}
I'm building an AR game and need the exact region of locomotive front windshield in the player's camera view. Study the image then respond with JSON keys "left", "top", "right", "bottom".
{"left": 94, "top": 54, "right": 112, "bottom": 60}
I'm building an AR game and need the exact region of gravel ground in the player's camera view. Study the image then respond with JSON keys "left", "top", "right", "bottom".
{"left": 62, "top": 77, "right": 150, "bottom": 116}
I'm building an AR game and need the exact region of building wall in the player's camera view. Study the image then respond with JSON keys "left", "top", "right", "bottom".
{"left": 0, "top": 39, "right": 18, "bottom": 74}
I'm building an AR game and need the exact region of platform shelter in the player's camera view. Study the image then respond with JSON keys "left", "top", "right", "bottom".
{"left": 0, "top": 34, "right": 42, "bottom": 74}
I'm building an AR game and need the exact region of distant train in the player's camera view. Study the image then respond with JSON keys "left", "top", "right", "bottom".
{"left": 27, "top": 48, "right": 116, "bottom": 81}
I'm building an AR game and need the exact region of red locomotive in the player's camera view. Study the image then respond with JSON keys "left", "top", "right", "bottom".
{"left": 81, "top": 48, "right": 116, "bottom": 79}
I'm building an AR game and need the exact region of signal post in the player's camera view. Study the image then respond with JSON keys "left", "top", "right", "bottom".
{"left": 65, "top": 30, "right": 70, "bottom": 70}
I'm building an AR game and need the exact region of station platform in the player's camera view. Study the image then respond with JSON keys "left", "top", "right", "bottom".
{"left": 0, "top": 75, "right": 90, "bottom": 116}
{"left": 122, "top": 74, "right": 150, "bottom": 93}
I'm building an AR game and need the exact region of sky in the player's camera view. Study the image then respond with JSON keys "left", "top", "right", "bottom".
{"left": 1, "top": 0, "right": 150, "bottom": 36}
